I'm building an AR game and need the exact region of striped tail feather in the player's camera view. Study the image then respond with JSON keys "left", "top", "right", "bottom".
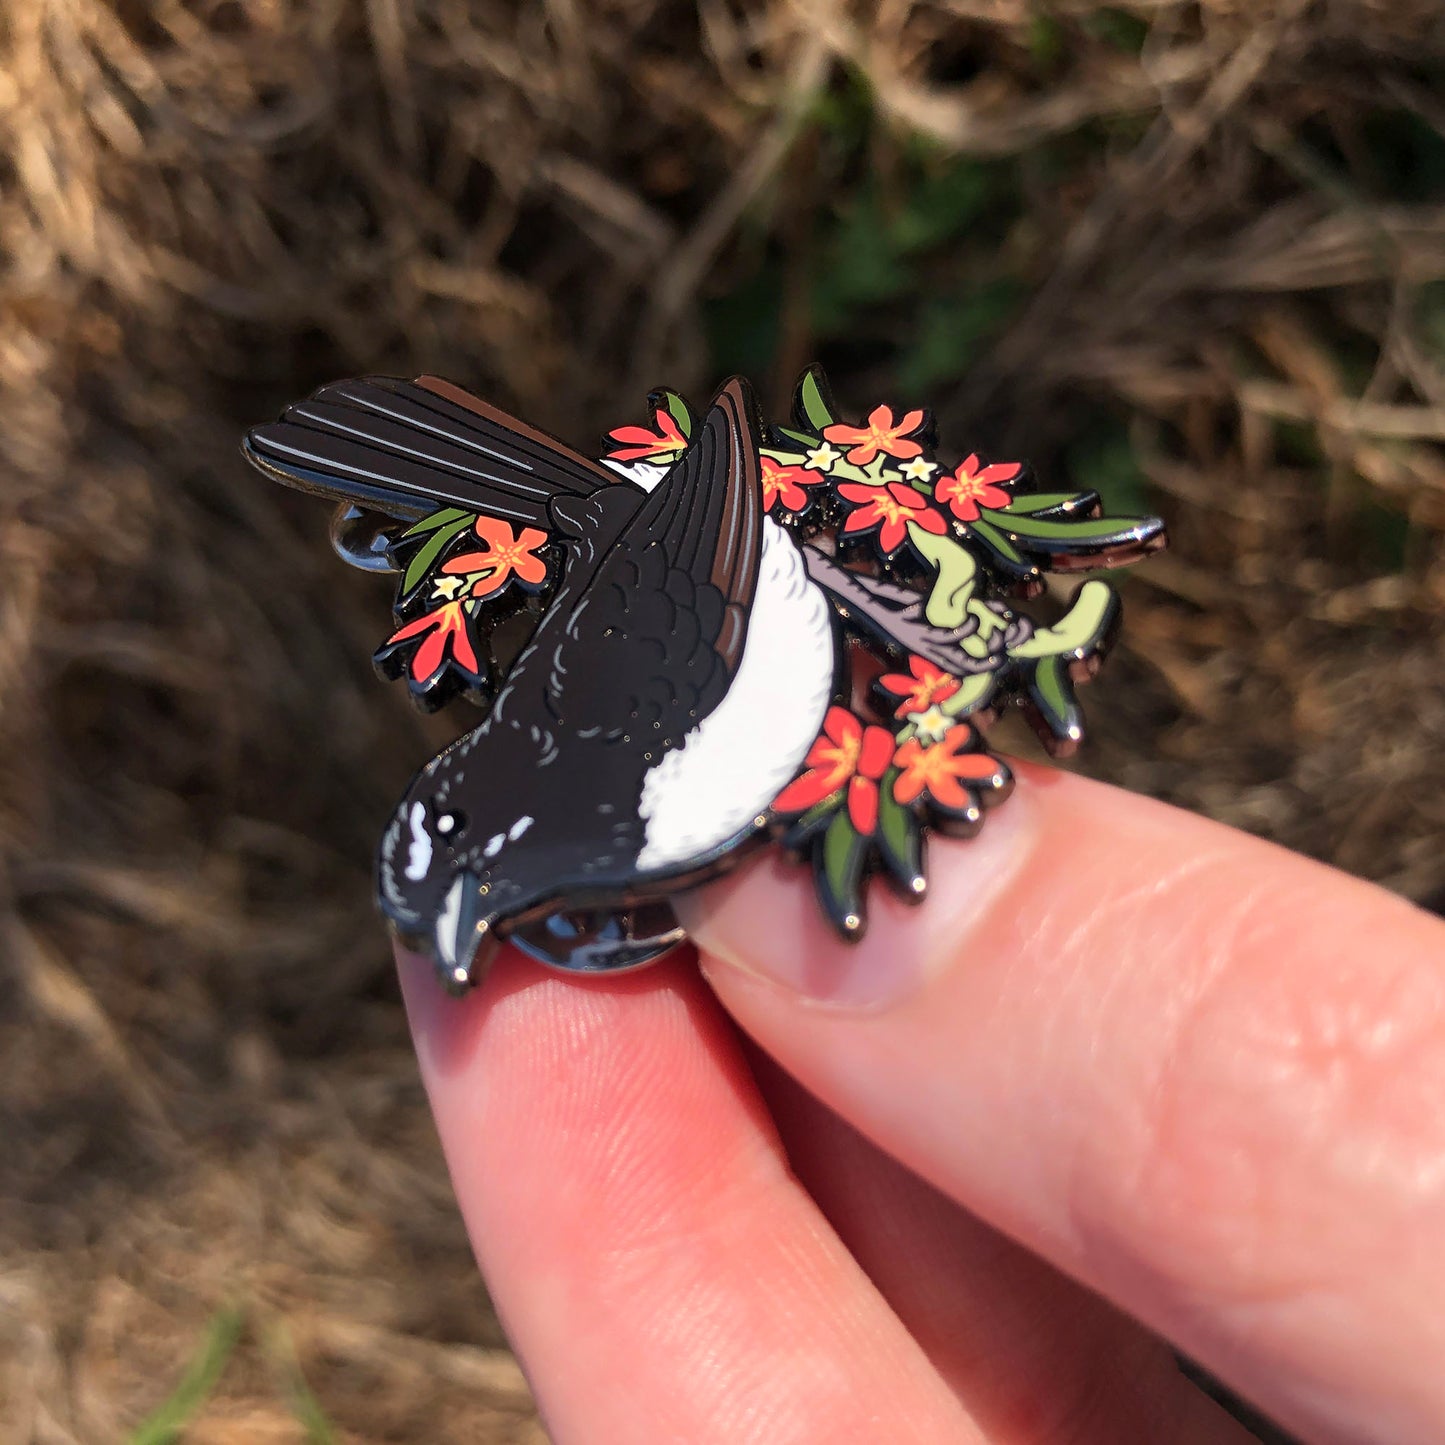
{"left": 244, "top": 375, "right": 630, "bottom": 526}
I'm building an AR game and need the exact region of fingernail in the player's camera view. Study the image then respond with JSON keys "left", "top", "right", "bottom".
{"left": 681, "top": 785, "right": 1037, "bottom": 1011}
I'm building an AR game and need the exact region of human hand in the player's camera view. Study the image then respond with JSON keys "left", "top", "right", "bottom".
{"left": 398, "top": 764, "right": 1445, "bottom": 1445}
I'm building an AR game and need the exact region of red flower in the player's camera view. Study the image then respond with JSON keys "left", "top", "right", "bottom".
{"left": 604, "top": 410, "right": 688, "bottom": 462}
{"left": 382, "top": 601, "right": 481, "bottom": 685}
{"left": 877, "top": 655, "right": 962, "bottom": 718}
{"left": 935, "top": 454, "right": 1021, "bottom": 522}
{"left": 892, "top": 725, "right": 1006, "bottom": 811}
{"left": 761, "top": 455, "right": 824, "bottom": 513}
{"left": 773, "top": 706, "right": 895, "bottom": 835}
{"left": 836, "top": 480, "right": 947, "bottom": 556}
{"left": 441, "top": 515, "right": 549, "bottom": 599}
{"left": 823, "top": 405, "right": 927, "bottom": 466}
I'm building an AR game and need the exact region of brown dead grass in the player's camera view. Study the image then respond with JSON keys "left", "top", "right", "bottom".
{"left": 1, "top": 2, "right": 1442, "bottom": 1440}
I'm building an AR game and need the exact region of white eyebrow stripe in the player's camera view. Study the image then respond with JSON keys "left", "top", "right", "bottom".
{"left": 404, "top": 802, "right": 433, "bottom": 881}
{"left": 508, "top": 815, "right": 533, "bottom": 841}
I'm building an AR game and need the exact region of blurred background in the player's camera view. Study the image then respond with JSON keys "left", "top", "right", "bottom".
{"left": 2, "top": 1, "right": 1443, "bottom": 1440}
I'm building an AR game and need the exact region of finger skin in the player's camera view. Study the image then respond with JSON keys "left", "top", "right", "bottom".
{"left": 751, "top": 1053, "right": 1258, "bottom": 1445}
{"left": 399, "top": 945, "right": 981, "bottom": 1445}
{"left": 685, "top": 766, "right": 1445, "bottom": 1445}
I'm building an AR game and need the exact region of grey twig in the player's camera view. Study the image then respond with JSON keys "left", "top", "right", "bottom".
{"left": 801, "top": 544, "right": 1017, "bottom": 677}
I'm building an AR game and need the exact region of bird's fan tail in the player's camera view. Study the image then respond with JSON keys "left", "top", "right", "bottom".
{"left": 244, "top": 375, "right": 629, "bottom": 526}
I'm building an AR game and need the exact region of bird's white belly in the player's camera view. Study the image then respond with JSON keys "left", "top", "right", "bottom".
{"left": 635, "top": 519, "right": 835, "bottom": 873}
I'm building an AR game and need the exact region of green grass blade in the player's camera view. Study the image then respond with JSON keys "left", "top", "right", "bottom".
{"left": 290, "top": 1385, "right": 337, "bottom": 1445}
{"left": 262, "top": 1323, "right": 337, "bottom": 1445}
{"left": 257, "top": 1323, "right": 338, "bottom": 1445}
{"left": 129, "top": 1305, "right": 245, "bottom": 1445}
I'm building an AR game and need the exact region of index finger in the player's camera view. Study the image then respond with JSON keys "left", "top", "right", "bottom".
{"left": 398, "top": 946, "right": 982, "bottom": 1444}
{"left": 682, "top": 765, "right": 1445, "bottom": 1445}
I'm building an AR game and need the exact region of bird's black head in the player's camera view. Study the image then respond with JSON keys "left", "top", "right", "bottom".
{"left": 377, "top": 721, "right": 641, "bottom": 991}
{"left": 378, "top": 725, "right": 546, "bottom": 990}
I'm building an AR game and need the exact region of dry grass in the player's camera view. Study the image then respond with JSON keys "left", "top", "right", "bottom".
{"left": 1, "top": 1, "right": 1442, "bottom": 1440}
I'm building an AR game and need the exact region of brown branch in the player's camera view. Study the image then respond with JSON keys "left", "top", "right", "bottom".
{"left": 801, "top": 544, "right": 1016, "bottom": 677}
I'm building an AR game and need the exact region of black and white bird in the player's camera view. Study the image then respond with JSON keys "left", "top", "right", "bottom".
{"left": 246, "top": 375, "right": 837, "bottom": 987}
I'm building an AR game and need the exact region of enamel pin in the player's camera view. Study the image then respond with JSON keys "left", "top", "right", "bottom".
{"left": 245, "top": 371, "right": 1164, "bottom": 990}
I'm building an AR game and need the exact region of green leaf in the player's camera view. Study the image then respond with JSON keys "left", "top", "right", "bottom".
{"left": 1026, "top": 655, "right": 1084, "bottom": 752}
{"left": 796, "top": 368, "right": 840, "bottom": 433}
{"left": 1037, "top": 655, "right": 1069, "bottom": 719}
{"left": 1009, "top": 584, "right": 1118, "bottom": 756}
{"left": 999, "top": 492, "right": 1095, "bottom": 516}
{"left": 659, "top": 390, "right": 694, "bottom": 440}
{"left": 775, "top": 425, "right": 819, "bottom": 449}
{"left": 400, "top": 506, "right": 471, "bottom": 538}
{"left": 129, "top": 1305, "right": 245, "bottom": 1445}
{"left": 968, "top": 517, "right": 1026, "bottom": 568}
{"left": 876, "top": 769, "right": 924, "bottom": 895}
{"left": 993, "top": 512, "right": 1163, "bottom": 548}
{"left": 907, "top": 523, "right": 977, "bottom": 628}
{"left": 817, "top": 809, "right": 869, "bottom": 935}
{"left": 779, "top": 793, "right": 843, "bottom": 848}
{"left": 400, "top": 514, "right": 475, "bottom": 597}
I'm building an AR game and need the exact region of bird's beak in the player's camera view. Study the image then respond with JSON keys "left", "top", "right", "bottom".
{"left": 433, "top": 871, "right": 502, "bottom": 994}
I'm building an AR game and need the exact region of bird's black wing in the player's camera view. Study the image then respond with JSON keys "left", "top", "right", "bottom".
{"left": 535, "top": 377, "right": 764, "bottom": 745}
{"left": 244, "top": 375, "right": 633, "bottom": 525}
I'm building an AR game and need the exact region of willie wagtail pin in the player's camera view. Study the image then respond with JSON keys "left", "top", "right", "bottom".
{"left": 244, "top": 369, "right": 1165, "bottom": 991}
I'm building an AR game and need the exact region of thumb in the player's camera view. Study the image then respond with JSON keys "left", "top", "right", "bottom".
{"left": 679, "top": 765, "right": 1445, "bottom": 1445}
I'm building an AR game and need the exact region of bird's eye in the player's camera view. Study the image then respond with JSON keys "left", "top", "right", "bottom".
{"left": 435, "top": 808, "right": 467, "bottom": 839}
